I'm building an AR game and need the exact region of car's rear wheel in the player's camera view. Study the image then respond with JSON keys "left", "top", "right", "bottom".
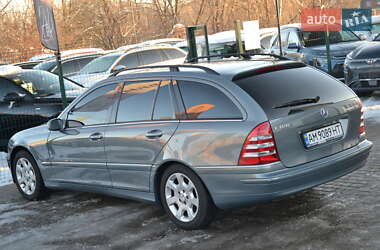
{"left": 12, "top": 150, "right": 47, "bottom": 200}
{"left": 160, "top": 164, "right": 215, "bottom": 230}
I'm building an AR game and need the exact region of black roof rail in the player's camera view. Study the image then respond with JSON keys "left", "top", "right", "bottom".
{"left": 186, "top": 52, "right": 289, "bottom": 63}
{"left": 109, "top": 64, "right": 220, "bottom": 77}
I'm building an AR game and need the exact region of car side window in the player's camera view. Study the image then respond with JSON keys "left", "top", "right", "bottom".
{"left": 60, "top": 61, "right": 78, "bottom": 75}
{"left": 176, "top": 80, "right": 242, "bottom": 119}
{"left": 163, "top": 49, "right": 185, "bottom": 59}
{"left": 66, "top": 83, "right": 122, "bottom": 127}
{"left": 116, "top": 80, "right": 160, "bottom": 123}
{"left": 153, "top": 80, "right": 175, "bottom": 120}
{"left": 0, "top": 77, "right": 30, "bottom": 102}
{"left": 273, "top": 31, "right": 289, "bottom": 48}
{"left": 76, "top": 57, "right": 97, "bottom": 71}
{"left": 117, "top": 53, "right": 140, "bottom": 68}
{"left": 138, "top": 50, "right": 163, "bottom": 65}
{"left": 288, "top": 31, "right": 300, "bottom": 47}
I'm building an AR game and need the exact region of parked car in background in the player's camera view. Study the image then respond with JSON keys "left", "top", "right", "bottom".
{"left": 33, "top": 53, "right": 104, "bottom": 77}
{"left": 14, "top": 61, "right": 43, "bottom": 69}
{"left": 175, "top": 28, "right": 277, "bottom": 56}
{"left": 344, "top": 36, "right": 380, "bottom": 95}
{"left": 7, "top": 59, "right": 372, "bottom": 229}
{"left": 29, "top": 53, "right": 54, "bottom": 62}
{"left": 70, "top": 45, "right": 187, "bottom": 87}
{"left": 118, "top": 38, "right": 185, "bottom": 50}
{"left": 270, "top": 23, "right": 366, "bottom": 81}
{"left": 0, "top": 69, "right": 84, "bottom": 151}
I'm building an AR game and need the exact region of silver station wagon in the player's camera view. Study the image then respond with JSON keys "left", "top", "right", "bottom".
{"left": 7, "top": 58, "right": 372, "bottom": 229}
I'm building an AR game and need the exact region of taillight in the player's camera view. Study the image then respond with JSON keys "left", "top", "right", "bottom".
{"left": 359, "top": 104, "right": 365, "bottom": 136}
{"left": 238, "top": 122, "right": 280, "bottom": 165}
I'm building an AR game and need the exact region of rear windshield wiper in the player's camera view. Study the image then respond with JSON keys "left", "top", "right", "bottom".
{"left": 273, "top": 96, "right": 320, "bottom": 109}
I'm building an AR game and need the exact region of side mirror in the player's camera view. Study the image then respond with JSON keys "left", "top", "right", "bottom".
{"left": 111, "top": 65, "right": 126, "bottom": 73}
{"left": 287, "top": 43, "right": 300, "bottom": 50}
{"left": 48, "top": 118, "right": 63, "bottom": 131}
{"left": 4, "top": 92, "right": 25, "bottom": 103}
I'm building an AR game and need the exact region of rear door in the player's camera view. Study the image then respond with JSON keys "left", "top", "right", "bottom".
{"left": 104, "top": 79, "right": 178, "bottom": 191}
{"left": 234, "top": 66, "right": 360, "bottom": 167}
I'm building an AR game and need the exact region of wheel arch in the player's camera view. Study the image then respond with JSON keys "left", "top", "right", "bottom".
{"left": 9, "top": 146, "right": 33, "bottom": 182}
{"left": 153, "top": 160, "right": 215, "bottom": 207}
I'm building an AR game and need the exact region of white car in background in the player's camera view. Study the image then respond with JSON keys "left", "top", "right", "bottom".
{"left": 175, "top": 28, "right": 277, "bottom": 55}
{"left": 69, "top": 45, "right": 187, "bottom": 87}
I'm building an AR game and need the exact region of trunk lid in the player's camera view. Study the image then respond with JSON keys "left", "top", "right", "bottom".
{"left": 234, "top": 66, "right": 362, "bottom": 167}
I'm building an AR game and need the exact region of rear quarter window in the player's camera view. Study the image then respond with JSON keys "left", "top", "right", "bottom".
{"left": 233, "top": 67, "right": 355, "bottom": 119}
{"left": 177, "top": 80, "right": 242, "bottom": 119}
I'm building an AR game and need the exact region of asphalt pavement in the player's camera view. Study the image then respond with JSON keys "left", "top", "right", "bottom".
{"left": 1, "top": 94, "right": 380, "bottom": 250}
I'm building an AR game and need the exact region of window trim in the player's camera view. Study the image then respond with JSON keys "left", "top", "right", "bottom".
{"left": 151, "top": 80, "right": 177, "bottom": 121}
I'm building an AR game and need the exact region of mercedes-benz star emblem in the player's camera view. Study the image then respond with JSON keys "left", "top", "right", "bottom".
{"left": 320, "top": 108, "right": 328, "bottom": 119}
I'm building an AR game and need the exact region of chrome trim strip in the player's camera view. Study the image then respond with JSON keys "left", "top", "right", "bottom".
{"left": 71, "top": 119, "right": 243, "bottom": 129}
{"left": 107, "top": 163, "right": 151, "bottom": 171}
{"left": 180, "top": 119, "right": 244, "bottom": 123}
{"left": 80, "top": 120, "right": 180, "bottom": 128}
{"left": 50, "top": 161, "right": 105, "bottom": 167}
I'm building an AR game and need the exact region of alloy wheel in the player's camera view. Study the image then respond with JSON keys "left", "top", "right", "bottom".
{"left": 165, "top": 173, "right": 199, "bottom": 222}
{"left": 15, "top": 157, "right": 36, "bottom": 196}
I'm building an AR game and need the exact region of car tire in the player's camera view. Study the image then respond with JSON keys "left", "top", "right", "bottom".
{"left": 12, "top": 150, "right": 47, "bottom": 201}
{"left": 160, "top": 164, "right": 216, "bottom": 230}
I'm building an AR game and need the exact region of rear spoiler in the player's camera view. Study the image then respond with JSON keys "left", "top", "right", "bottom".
{"left": 232, "top": 62, "right": 306, "bottom": 81}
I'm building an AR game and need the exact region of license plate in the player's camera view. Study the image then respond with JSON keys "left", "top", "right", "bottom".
{"left": 369, "top": 80, "right": 377, "bottom": 86}
{"left": 303, "top": 123, "right": 343, "bottom": 148}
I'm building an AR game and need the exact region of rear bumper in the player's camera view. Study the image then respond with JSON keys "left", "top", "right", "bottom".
{"left": 195, "top": 140, "right": 372, "bottom": 209}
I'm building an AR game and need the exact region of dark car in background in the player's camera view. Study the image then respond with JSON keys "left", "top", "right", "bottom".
{"left": 0, "top": 69, "right": 84, "bottom": 151}
{"left": 7, "top": 59, "right": 372, "bottom": 229}
{"left": 270, "top": 24, "right": 366, "bottom": 80}
{"left": 344, "top": 35, "right": 380, "bottom": 95}
{"left": 33, "top": 53, "right": 103, "bottom": 77}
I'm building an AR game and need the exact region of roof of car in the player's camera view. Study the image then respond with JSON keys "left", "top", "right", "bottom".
{"left": 194, "top": 58, "right": 293, "bottom": 78}
{"left": 108, "top": 57, "right": 300, "bottom": 81}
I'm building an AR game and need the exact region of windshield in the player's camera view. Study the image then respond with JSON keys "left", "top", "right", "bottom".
{"left": 6, "top": 70, "right": 81, "bottom": 97}
{"left": 78, "top": 53, "right": 122, "bottom": 74}
{"left": 302, "top": 30, "right": 360, "bottom": 47}
{"left": 33, "top": 60, "right": 56, "bottom": 71}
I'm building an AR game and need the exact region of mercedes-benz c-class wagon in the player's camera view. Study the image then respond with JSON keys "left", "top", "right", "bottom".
{"left": 7, "top": 58, "right": 372, "bottom": 229}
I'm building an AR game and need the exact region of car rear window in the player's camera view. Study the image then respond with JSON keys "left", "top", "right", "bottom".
{"left": 233, "top": 66, "right": 355, "bottom": 119}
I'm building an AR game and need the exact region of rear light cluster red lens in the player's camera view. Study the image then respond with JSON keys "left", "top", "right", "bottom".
{"left": 238, "top": 122, "right": 280, "bottom": 165}
{"left": 359, "top": 105, "right": 365, "bottom": 136}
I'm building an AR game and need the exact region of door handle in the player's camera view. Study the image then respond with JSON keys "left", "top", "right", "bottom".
{"left": 89, "top": 132, "right": 103, "bottom": 141}
{"left": 145, "top": 129, "right": 163, "bottom": 139}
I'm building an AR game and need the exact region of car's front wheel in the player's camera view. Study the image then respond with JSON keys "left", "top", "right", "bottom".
{"left": 12, "top": 150, "right": 47, "bottom": 200}
{"left": 160, "top": 164, "right": 215, "bottom": 230}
